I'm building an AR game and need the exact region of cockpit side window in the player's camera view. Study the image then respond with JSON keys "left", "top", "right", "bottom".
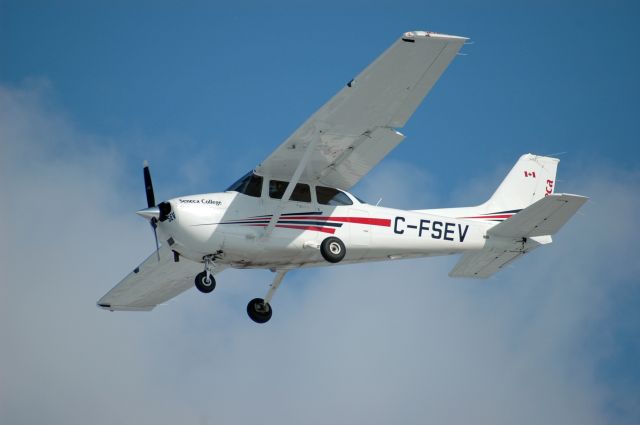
{"left": 269, "top": 180, "right": 288, "bottom": 199}
{"left": 269, "top": 180, "right": 311, "bottom": 203}
{"left": 316, "top": 186, "right": 353, "bottom": 206}
{"left": 291, "top": 183, "right": 311, "bottom": 202}
{"left": 226, "top": 172, "right": 263, "bottom": 198}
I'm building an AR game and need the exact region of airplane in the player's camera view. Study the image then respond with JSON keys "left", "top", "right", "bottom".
{"left": 98, "top": 31, "right": 588, "bottom": 323}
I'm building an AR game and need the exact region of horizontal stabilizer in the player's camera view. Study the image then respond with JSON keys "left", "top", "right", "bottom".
{"left": 488, "top": 193, "right": 588, "bottom": 238}
{"left": 449, "top": 193, "right": 587, "bottom": 279}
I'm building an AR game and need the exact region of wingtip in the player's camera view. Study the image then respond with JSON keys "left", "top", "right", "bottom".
{"left": 403, "top": 31, "right": 469, "bottom": 41}
{"left": 97, "top": 302, "right": 113, "bottom": 311}
{"left": 143, "top": 159, "right": 149, "bottom": 168}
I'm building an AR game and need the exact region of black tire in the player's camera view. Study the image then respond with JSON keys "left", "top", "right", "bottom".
{"left": 247, "top": 298, "right": 272, "bottom": 323}
{"left": 320, "top": 236, "right": 346, "bottom": 263}
{"left": 195, "top": 271, "right": 216, "bottom": 293}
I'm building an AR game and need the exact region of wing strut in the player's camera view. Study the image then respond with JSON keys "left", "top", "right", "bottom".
{"left": 262, "top": 131, "right": 322, "bottom": 238}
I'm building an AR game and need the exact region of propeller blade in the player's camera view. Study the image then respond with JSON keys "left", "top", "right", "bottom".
{"left": 143, "top": 160, "right": 156, "bottom": 208}
{"left": 142, "top": 161, "right": 160, "bottom": 261}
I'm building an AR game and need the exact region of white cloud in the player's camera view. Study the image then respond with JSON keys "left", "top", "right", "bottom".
{"left": 1, "top": 82, "right": 638, "bottom": 425}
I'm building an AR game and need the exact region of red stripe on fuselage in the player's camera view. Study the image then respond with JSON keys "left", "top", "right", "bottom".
{"left": 276, "top": 224, "right": 336, "bottom": 234}
{"left": 242, "top": 223, "right": 336, "bottom": 234}
{"left": 279, "top": 216, "right": 391, "bottom": 227}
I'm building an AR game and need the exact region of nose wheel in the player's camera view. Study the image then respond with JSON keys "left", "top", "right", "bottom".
{"left": 195, "top": 271, "right": 216, "bottom": 293}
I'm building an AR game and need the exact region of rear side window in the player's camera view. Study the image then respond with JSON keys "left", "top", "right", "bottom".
{"left": 269, "top": 180, "right": 311, "bottom": 202}
{"left": 226, "top": 172, "right": 263, "bottom": 197}
{"left": 316, "top": 186, "right": 353, "bottom": 206}
{"left": 291, "top": 183, "right": 311, "bottom": 202}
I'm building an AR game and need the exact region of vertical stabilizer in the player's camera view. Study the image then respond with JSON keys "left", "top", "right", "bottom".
{"left": 417, "top": 153, "right": 559, "bottom": 220}
{"left": 483, "top": 153, "right": 559, "bottom": 214}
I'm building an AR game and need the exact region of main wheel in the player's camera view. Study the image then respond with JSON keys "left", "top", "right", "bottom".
{"left": 320, "top": 236, "right": 346, "bottom": 263}
{"left": 247, "top": 298, "right": 272, "bottom": 323}
{"left": 195, "top": 271, "right": 216, "bottom": 293}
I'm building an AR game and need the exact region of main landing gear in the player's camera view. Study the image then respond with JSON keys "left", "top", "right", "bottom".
{"left": 320, "top": 236, "right": 346, "bottom": 263}
{"left": 245, "top": 237, "right": 346, "bottom": 323}
{"left": 247, "top": 298, "right": 272, "bottom": 323}
{"left": 247, "top": 270, "right": 288, "bottom": 324}
{"left": 196, "top": 238, "right": 347, "bottom": 323}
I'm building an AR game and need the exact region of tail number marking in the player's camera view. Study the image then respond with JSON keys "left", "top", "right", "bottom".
{"left": 394, "top": 217, "right": 469, "bottom": 242}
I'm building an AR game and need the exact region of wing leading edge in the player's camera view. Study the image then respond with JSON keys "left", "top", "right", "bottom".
{"left": 256, "top": 31, "right": 467, "bottom": 189}
{"left": 98, "top": 246, "right": 221, "bottom": 311}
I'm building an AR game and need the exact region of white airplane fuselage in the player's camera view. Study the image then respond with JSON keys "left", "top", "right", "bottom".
{"left": 157, "top": 190, "right": 490, "bottom": 270}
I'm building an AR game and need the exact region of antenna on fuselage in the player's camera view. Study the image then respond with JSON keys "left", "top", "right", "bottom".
{"left": 376, "top": 198, "right": 383, "bottom": 206}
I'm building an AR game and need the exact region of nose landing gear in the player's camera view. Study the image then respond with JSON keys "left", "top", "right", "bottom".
{"left": 195, "top": 253, "right": 221, "bottom": 294}
{"left": 195, "top": 271, "right": 216, "bottom": 293}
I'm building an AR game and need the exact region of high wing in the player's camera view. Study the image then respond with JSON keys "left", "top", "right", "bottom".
{"left": 98, "top": 246, "right": 222, "bottom": 311}
{"left": 256, "top": 31, "right": 467, "bottom": 190}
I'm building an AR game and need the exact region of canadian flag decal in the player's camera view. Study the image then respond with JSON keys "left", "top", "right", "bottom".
{"left": 524, "top": 171, "right": 536, "bottom": 178}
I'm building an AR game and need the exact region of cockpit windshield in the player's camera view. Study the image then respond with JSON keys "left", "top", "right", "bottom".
{"left": 226, "top": 172, "right": 263, "bottom": 197}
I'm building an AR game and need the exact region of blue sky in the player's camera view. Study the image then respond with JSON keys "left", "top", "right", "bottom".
{"left": 2, "top": 1, "right": 639, "bottom": 424}
{"left": 3, "top": 0, "right": 639, "bottom": 198}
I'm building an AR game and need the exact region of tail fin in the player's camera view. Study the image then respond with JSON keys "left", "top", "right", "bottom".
{"left": 483, "top": 153, "right": 559, "bottom": 214}
{"left": 420, "top": 153, "right": 587, "bottom": 279}
{"left": 417, "top": 153, "right": 559, "bottom": 219}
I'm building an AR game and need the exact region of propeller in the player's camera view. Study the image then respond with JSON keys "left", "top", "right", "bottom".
{"left": 141, "top": 160, "right": 160, "bottom": 261}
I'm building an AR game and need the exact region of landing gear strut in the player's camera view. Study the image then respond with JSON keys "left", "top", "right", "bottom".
{"left": 247, "top": 270, "right": 288, "bottom": 324}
